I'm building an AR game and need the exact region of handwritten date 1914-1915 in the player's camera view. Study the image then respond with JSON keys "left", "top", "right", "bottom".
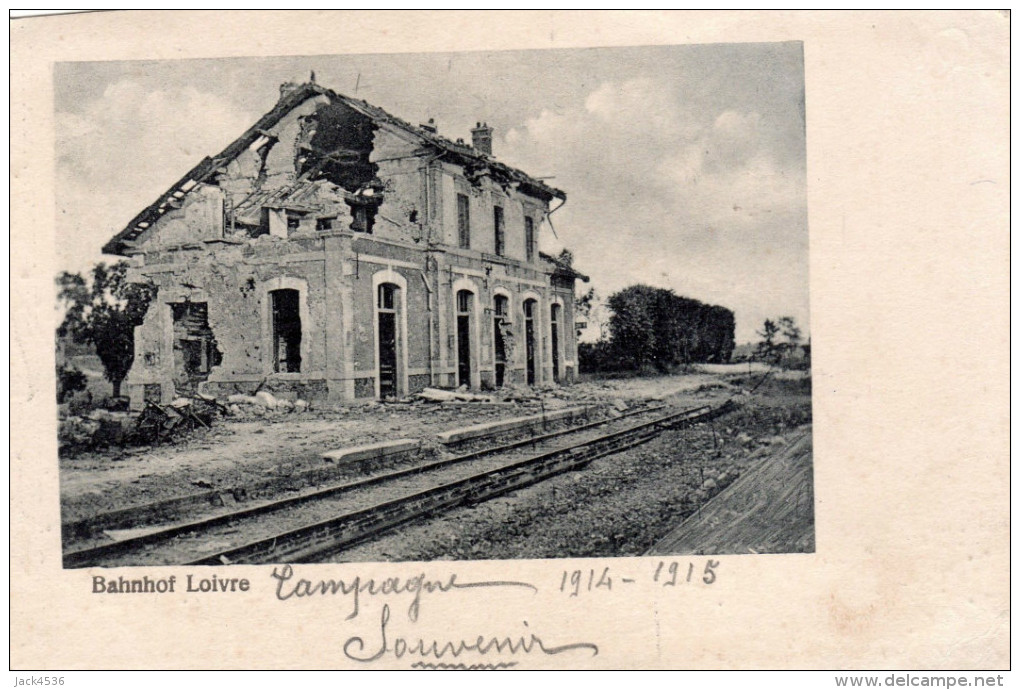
{"left": 559, "top": 560, "right": 720, "bottom": 597}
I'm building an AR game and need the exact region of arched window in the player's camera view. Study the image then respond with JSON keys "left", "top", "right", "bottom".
{"left": 523, "top": 298, "right": 538, "bottom": 385}
{"left": 378, "top": 283, "right": 397, "bottom": 310}
{"left": 523, "top": 299, "right": 536, "bottom": 319}
{"left": 494, "top": 294, "right": 509, "bottom": 318}
{"left": 456, "top": 290, "right": 474, "bottom": 388}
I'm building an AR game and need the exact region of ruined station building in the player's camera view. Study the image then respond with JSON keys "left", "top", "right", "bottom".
{"left": 104, "top": 80, "right": 587, "bottom": 408}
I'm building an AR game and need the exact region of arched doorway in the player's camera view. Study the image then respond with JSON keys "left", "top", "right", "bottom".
{"left": 550, "top": 303, "right": 562, "bottom": 383}
{"left": 456, "top": 289, "right": 474, "bottom": 388}
{"left": 493, "top": 294, "right": 509, "bottom": 387}
{"left": 377, "top": 283, "right": 400, "bottom": 398}
{"left": 524, "top": 298, "right": 537, "bottom": 385}
{"left": 270, "top": 288, "right": 302, "bottom": 373}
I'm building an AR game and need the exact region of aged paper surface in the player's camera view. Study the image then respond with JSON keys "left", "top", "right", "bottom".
{"left": 10, "top": 11, "right": 1009, "bottom": 669}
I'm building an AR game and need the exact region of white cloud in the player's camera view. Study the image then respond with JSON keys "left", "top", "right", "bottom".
{"left": 500, "top": 78, "right": 808, "bottom": 342}
{"left": 56, "top": 80, "right": 254, "bottom": 273}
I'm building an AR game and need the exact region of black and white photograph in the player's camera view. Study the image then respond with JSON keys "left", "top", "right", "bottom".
{"left": 12, "top": 10, "right": 1008, "bottom": 674}
{"left": 55, "top": 44, "right": 812, "bottom": 568}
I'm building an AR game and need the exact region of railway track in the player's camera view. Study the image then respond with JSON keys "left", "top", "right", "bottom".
{"left": 65, "top": 400, "right": 734, "bottom": 568}
{"left": 63, "top": 403, "right": 658, "bottom": 565}
{"left": 62, "top": 402, "right": 625, "bottom": 545}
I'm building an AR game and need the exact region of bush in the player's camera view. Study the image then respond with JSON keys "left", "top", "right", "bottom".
{"left": 56, "top": 364, "right": 87, "bottom": 404}
{"left": 578, "top": 340, "right": 623, "bottom": 373}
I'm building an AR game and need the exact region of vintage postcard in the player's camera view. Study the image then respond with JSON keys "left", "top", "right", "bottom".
{"left": 10, "top": 11, "right": 1009, "bottom": 671}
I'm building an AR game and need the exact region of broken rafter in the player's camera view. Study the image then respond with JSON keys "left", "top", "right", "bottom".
{"left": 538, "top": 251, "right": 590, "bottom": 282}
{"left": 263, "top": 203, "right": 317, "bottom": 214}
{"left": 104, "top": 85, "right": 330, "bottom": 255}
{"left": 322, "top": 150, "right": 365, "bottom": 164}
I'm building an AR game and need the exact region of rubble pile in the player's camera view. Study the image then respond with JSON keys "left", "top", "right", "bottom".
{"left": 57, "top": 375, "right": 717, "bottom": 458}
{"left": 58, "top": 411, "right": 134, "bottom": 454}
{"left": 58, "top": 394, "right": 229, "bottom": 454}
{"left": 415, "top": 387, "right": 493, "bottom": 403}
{"left": 132, "top": 395, "right": 227, "bottom": 445}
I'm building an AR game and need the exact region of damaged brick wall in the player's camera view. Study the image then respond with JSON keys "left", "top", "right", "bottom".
{"left": 126, "top": 235, "right": 335, "bottom": 406}
{"left": 170, "top": 302, "right": 222, "bottom": 394}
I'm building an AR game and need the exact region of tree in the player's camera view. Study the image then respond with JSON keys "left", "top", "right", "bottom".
{"left": 56, "top": 364, "right": 87, "bottom": 403}
{"left": 755, "top": 319, "right": 781, "bottom": 363}
{"left": 575, "top": 286, "right": 596, "bottom": 320}
{"left": 57, "top": 262, "right": 156, "bottom": 398}
{"left": 778, "top": 316, "right": 802, "bottom": 348}
{"left": 606, "top": 285, "right": 658, "bottom": 369}
{"left": 703, "top": 305, "right": 736, "bottom": 363}
{"left": 602, "top": 284, "right": 735, "bottom": 371}
{"left": 776, "top": 316, "right": 803, "bottom": 364}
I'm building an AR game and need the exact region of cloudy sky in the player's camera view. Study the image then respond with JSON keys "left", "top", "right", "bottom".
{"left": 55, "top": 43, "right": 808, "bottom": 343}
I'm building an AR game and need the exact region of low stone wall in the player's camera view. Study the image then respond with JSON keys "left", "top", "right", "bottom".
{"left": 436, "top": 405, "right": 595, "bottom": 447}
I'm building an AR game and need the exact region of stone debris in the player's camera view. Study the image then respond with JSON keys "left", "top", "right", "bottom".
{"left": 226, "top": 391, "right": 310, "bottom": 415}
{"left": 254, "top": 391, "right": 278, "bottom": 408}
{"left": 416, "top": 387, "right": 493, "bottom": 403}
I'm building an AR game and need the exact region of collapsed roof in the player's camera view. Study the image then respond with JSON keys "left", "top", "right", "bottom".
{"left": 103, "top": 81, "right": 566, "bottom": 256}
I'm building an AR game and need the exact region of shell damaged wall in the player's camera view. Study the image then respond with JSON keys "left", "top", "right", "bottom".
{"left": 125, "top": 237, "right": 333, "bottom": 405}
{"left": 132, "top": 184, "right": 225, "bottom": 250}
{"left": 299, "top": 99, "right": 378, "bottom": 191}
{"left": 369, "top": 128, "right": 428, "bottom": 244}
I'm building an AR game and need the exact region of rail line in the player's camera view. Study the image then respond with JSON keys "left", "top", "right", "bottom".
{"left": 189, "top": 400, "right": 736, "bottom": 566}
{"left": 63, "top": 402, "right": 670, "bottom": 568}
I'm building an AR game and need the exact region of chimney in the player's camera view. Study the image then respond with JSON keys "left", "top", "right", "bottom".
{"left": 420, "top": 118, "right": 437, "bottom": 134}
{"left": 471, "top": 121, "right": 493, "bottom": 156}
{"left": 279, "top": 81, "right": 300, "bottom": 99}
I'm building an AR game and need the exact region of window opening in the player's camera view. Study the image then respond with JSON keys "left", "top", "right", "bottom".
{"left": 457, "top": 194, "right": 471, "bottom": 249}
{"left": 493, "top": 206, "right": 505, "bottom": 256}
{"left": 525, "top": 217, "right": 535, "bottom": 262}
